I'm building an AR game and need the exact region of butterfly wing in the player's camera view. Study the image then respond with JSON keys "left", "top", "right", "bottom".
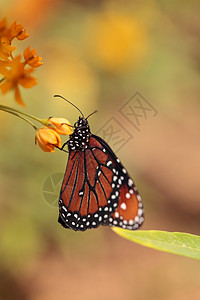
{"left": 59, "top": 134, "right": 144, "bottom": 231}
{"left": 92, "top": 135, "right": 144, "bottom": 230}
{"left": 59, "top": 136, "right": 122, "bottom": 231}
{"left": 103, "top": 172, "right": 144, "bottom": 229}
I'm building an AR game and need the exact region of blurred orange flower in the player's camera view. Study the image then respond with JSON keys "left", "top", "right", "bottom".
{"left": 0, "top": 19, "right": 28, "bottom": 61}
{"left": 0, "top": 18, "right": 43, "bottom": 105}
{"left": 6, "top": 21, "right": 29, "bottom": 42}
{"left": 47, "top": 117, "right": 72, "bottom": 135}
{"left": 0, "top": 18, "right": 6, "bottom": 33}
{"left": 84, "top": 11, "right": 148, "bottom": 74}
{"left": 0, "top": 37, "right": 15, "bottom": 61}
{"left": 35, "top": 127, "right": 61, "bottom": 152}
{"left": 24, "top": 46, "right": 43, "bottom": 68}
{"left": 0, "top": 55, "right": 37, "bottom": 106}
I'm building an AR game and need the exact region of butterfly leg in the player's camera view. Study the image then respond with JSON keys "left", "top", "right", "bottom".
{"left": 60, "top": 141, "right": 68, "bottom": 150}
{"left": 55, "top": 144, "right": 69, "bottom": 153}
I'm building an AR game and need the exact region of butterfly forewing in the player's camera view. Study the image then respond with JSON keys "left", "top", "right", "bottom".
{"left": 59, "top": 137, "right": 123, "bottom": 231}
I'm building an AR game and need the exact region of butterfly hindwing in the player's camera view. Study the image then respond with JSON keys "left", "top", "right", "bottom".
{"left": 92, "top": 135, "right": 144, "bottom": 230}
{"left": 103, "top": 174, "right": 144, "bottom": 229}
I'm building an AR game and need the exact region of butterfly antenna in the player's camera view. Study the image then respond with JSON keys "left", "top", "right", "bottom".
{"left": 54, "top": 95, "right": 84, "bottom": 118}
{"left": 86, "top": 110, "right": 98, "bottom": 120}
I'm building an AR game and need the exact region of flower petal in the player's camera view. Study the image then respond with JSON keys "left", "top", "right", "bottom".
{"left": 48, "top": 117, "right": 73, "bottom": 135}
{"left": 35, "top": 127, "right": 61, "bottom": 152}
{"left": 0, "top": 60, "right": 10, "bottom": 67}
{"left": 36, "top": 139, "right": 55, "bottom": 152}
{"left": 23, "top": 46, "right": 43, "bottom": 68}
{"left": 0, "top": 18, "right": 7, "bottom": 33}
{"left": 7, "top": 21, "right": 29, "bottom": 41}
{"left": 17, "top": 29, "right": 29, "bottom": 40}
{"left": 18, "top": 76, "right": 38, "bottom": 88}
{"left": 0, "top": 80, "right": 13, "bottom": 93}
{"left": 14, "top": 86, "right": 25, "bottom": 106}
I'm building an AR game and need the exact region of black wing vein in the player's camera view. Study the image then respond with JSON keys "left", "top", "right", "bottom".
{"left": 68, "top": 154, "right": 82, "bottom": 209}
{"left": 60, "top": 152, "right": 81, "bottom": 197}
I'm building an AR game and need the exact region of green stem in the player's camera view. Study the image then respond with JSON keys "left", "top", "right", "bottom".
{"left": 0, "top": 77, "right": 5, "bottom": 83}
{"left": 0, "top": 104, "right": 45, "bottom": 125}
{"left": 1, "top": 108, "right": 37, "bottom": 130}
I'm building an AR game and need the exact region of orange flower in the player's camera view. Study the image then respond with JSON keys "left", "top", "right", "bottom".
{"left": 0, "top": 19, "right": 29, "bottom": 61}
{"left": 24, "top": 46, "right": 43, "bottom": 68}
{"left": 0, "top": 60, "right": 10, "bottom": 67}
{"left": 0, "top": 55, "right": 37, "bottom": 106}
{"left": 0, "top": 18, "right": 7, "bottom": 35}
{"left": 6, "top": 21, "right": 29, "bottom": 42}
{"left": 47, "top": 117, "right": 72, "bottom": 135}
{"left": 84, "top": 12, "right": 148, "bottom": 73}
{"left": 35, "top": 127, "right": 61, "bottom": 152}
{"left": 0, "top": 37, "right": 16, "bottom": 61}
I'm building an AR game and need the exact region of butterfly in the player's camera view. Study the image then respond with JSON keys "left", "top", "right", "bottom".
{"left": 56, "top": 96, "right": 144, "bottom": 231}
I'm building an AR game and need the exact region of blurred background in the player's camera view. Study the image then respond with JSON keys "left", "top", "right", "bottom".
{"left": 0, "top": 0, "right": 200, "bottom": 299}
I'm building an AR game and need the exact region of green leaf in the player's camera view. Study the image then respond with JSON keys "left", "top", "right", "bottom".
{"left": 112, "top": 229, "right": 200, "bottom": 260}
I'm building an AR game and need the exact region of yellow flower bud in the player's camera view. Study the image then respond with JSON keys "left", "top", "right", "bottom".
{"left": 35, "top": 127, "right": 61, "bottom": 152}
{"left": 47, "top": 117, "right": 72, "bottom": 135}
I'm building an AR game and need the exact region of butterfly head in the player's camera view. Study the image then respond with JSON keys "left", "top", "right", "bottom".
{"left": 74, "top": 117, "right": 89, "bottom": 129}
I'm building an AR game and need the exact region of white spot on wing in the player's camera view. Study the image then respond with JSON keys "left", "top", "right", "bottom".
{"left": 107, "top": 161, "right": 112, "bottom": 166}
{"left": 113, "top": 176, "right": 117, "bottom": 181}
{"left": 129, "top": 219, "right": 134, "bottom": 225}
{"left": 115, "top": 212, "right": 119, "bottom": 218}
{"left": 128, "top": 179, "right": 133, "bottom": 186}
{"left": 62, "top": 206, "right": 67, "bottom": 212}
{"left": 134, "top": 216, "right": 139, "bottom": 222}
{"left": 138, "top": 208, "right": 143, "bottom": 216}
{"left": 120, "top": 203, "right": 127, "bottom": 210}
